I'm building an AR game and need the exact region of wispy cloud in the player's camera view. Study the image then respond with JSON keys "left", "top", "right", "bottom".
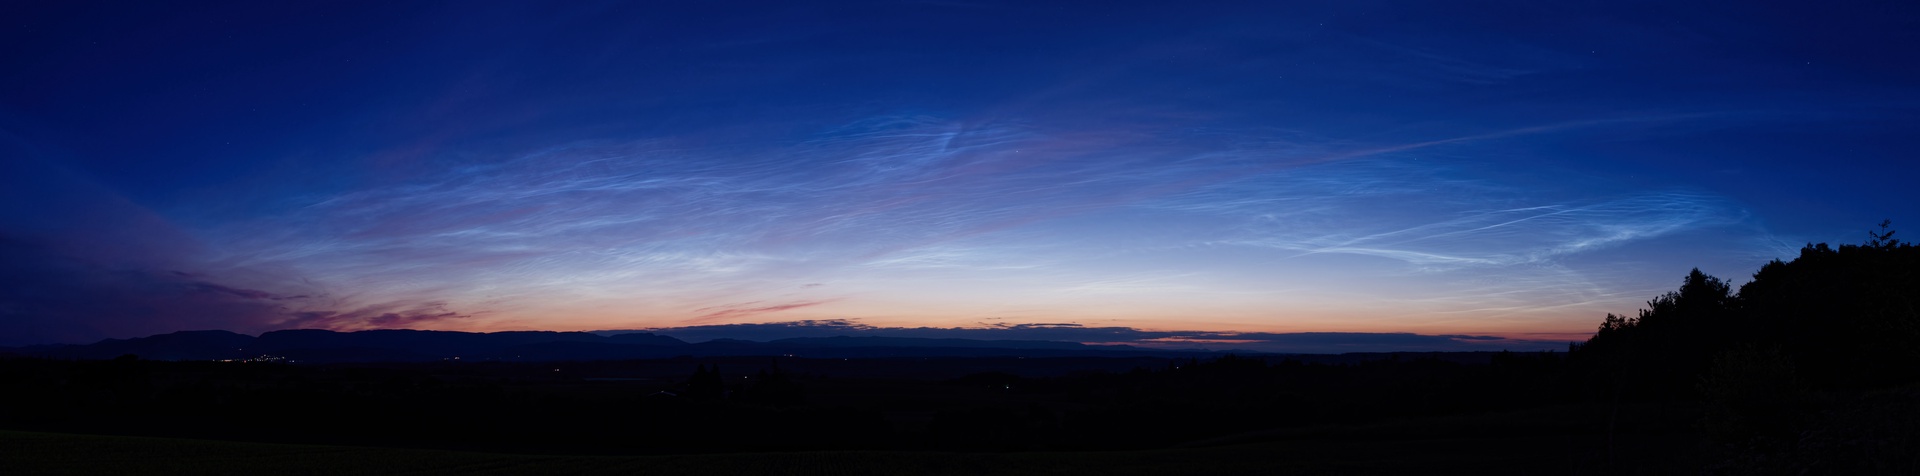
{"left": 284, "top": 300, "right": 472, "bottom": 331}
{"left": 181, "top": 114, "right": 1769, "bottom": 335}
{"left": 688, "top": 300, "right": 837, "bottom": 324}
{"left": 7, "top": 0, "right": 1906, "bottom": 347}
{"left": 1265, "top": 191, "right": 1747, "bottom": 269}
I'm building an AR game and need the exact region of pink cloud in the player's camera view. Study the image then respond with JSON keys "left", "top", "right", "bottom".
{"left": 686, "top": 299, "right": 837, "bottom": 324}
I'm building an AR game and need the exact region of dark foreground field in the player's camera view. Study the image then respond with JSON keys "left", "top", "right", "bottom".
{"left": 8, "top": 352, "right": 1918, "bottom": 474}
{"left": 4, "top": 403, "right": 1700, "bottom": 476}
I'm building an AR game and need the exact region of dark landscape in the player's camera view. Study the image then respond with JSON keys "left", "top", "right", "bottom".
{"left": 5, "top": 234, "right": 1918, "bottom": 474}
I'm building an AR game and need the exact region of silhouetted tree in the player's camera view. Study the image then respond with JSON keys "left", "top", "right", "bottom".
{"left": 1573, "top": 268, "right": 1736, "bottom": 399}
{"left": 687, "top": 364, "right": 725, "bottom": 400}
{"left": 744, "top": 359, "right": 804, "bottom": 406}
{"left": 1737, "top": 222, "right": 1920, "bottom": 388}
{"left": 1576, "top": 221, "right": 1920, "bottom": 394}
{"left": 1696, "top": 345, "right": 1806, "bottom": 445}
{"left": 1868, "top": 219, "right": 1900, "bottom": 249}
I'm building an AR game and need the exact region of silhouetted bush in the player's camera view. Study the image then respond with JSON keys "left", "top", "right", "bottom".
{"left": 1574, "top": 222, "right": 1920, "bottom": 397}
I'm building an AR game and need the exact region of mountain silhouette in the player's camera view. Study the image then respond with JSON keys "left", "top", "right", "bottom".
{"left": 1, "top": 329, "right": 1216, "bottom": 362}
{"left": 7, "top": 329, "right": 684, "bottom": 362}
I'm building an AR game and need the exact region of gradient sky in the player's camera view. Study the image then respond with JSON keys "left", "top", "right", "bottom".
{"left": 3, "top": 1, "right": 1916, "bottom": 349}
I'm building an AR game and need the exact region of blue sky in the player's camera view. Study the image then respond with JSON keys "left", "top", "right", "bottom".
{"left": 3, "top": 1, "right": 1916, "bottom": 349}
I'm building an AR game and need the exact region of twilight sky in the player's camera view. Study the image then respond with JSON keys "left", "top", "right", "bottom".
{"left": 3, "top": 1, "right": 1916, "bottom": 349}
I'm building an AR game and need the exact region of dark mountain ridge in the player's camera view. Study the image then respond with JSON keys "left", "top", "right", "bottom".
{"left": 0, "top": 328, "right": 1224, "bottom": 362}
{"left": 5, "top": 329, "right": 685, "bottom": 362}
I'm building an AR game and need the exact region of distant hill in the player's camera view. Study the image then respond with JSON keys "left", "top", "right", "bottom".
{"left": 4, "top": 329, "right": 686, "bottom": 362}
{"left": 57, "top": 330, "right": 256, "bottom": 361}
{"left": 0, "top": 328, "right": 1230, "bottom": 362}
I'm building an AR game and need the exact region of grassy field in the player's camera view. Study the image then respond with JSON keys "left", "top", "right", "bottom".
{"left": 2, "top": 405, "right": 1700, "bottom": 475}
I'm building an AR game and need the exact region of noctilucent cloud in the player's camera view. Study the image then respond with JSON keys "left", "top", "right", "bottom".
{"left": 3, "top": 1, "right": 1916, "bottom": 348}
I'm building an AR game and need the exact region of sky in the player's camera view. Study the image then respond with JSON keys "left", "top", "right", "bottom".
{"left": 3, "top": 1, "right": 1917, "bottom": 350}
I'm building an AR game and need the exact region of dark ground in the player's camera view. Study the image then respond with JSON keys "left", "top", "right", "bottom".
{"left": 3, "top": 351, "right": 1914, "bottom": 474}
{"left": 0, "top": 353, "right": 1712, "bottom": 474}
